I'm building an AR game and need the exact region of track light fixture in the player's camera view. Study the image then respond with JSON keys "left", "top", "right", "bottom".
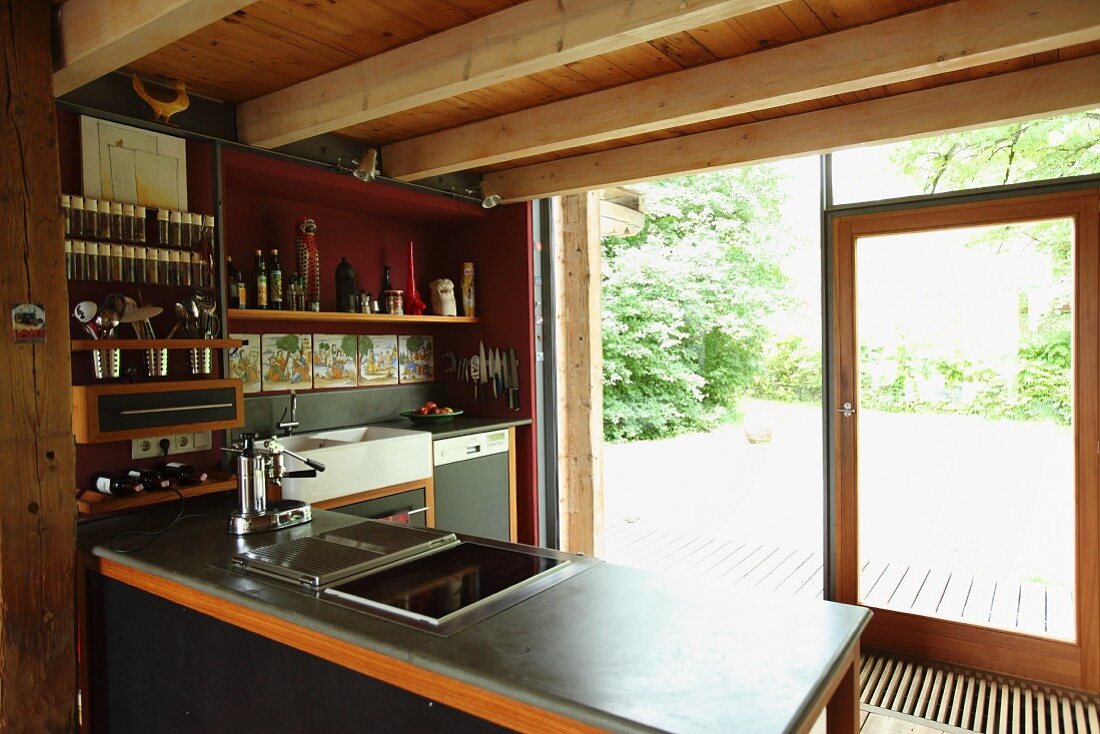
{"left": 450, "top": 183, "right": 502, "bottom": 208}
{"left": 351, "top": 148, "right": 379, "bottom": 182}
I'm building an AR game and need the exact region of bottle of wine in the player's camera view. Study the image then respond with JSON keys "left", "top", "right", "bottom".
{"left": 92, "top": 472, "right": 144, "bottom": 496}
{"left": 252, "top": 249, "right": 268, "bottom": 310}
{"left": 127, "top": 468, "right": 171, "bottom": 491}
{"left": 380, "top": 265, "right": 392, "bottom": 313}
{"left": 269, "top": 249, "right": 283, "bottom": 311}
{"left": 158, "top": 462, "right": 209, "bottom": 485}
{"left": 226, "top": 256, "right": 241, "bottom": 309}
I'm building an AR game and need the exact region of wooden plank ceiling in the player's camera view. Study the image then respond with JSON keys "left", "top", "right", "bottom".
{"left": 54, "top": 0, "right": 1100, "bottom": 201}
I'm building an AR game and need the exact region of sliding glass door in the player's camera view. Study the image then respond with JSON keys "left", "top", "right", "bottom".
{"left": 831, "top": 191, "right": 1100, "bottom": 689}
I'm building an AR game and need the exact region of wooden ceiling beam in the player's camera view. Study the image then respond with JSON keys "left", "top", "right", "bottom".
{"left": 384, "top": 0, "right": 1100, "bottom": 181}
{"left": 485, "top": 54, "right": 1100, "bottom": 202}
{"left": 53, "top": 0, "right": 252, "bottom": 96}
{"left": 235, "top": 0, "right": 789, "bottom": 148}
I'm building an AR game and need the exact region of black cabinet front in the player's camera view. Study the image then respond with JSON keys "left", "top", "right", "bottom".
{"left": 332, "top": 488, "right": 428, "bottom": 527}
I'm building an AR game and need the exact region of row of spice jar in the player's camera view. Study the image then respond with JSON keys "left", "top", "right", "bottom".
{"left": 60, "top": 194, "right": 214, "bottom": 249}
{"left": 65, "top": 241, "right": 213, "bottom": 288}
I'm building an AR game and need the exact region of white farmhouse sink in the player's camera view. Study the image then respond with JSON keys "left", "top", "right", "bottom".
{"left": 278, "top": 426, "right": 432, "bottom": 504}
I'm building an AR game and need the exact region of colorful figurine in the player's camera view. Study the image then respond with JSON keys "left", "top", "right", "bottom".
{"left": 295, "top": 217, "right": 320, "bottom": 311}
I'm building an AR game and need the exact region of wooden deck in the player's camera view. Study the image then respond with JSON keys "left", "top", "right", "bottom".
{"left": 603, "top": 523, "right": 1075, "bottom": 639}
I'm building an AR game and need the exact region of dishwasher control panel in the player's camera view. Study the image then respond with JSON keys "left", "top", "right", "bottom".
{"left": 433, "top": 430, "right": 509, "bottom": 466}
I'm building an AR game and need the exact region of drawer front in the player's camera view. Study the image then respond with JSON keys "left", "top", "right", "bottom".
{"left": 73, "top": 380, "right": 244, "bottom": 443}
{"left": 97, "top": 386, "right": 239, "bottom": 433}
{"left": 332, "top": 488, "right": 428, "bottom": 527}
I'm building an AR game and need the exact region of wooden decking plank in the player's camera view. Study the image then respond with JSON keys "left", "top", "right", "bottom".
{"left": 962, "top": 575, "right": 997, "bottom": 625}
{"left": 650, "top": 534, "right": 709, "bottom": 570}
{"left": 936, "top": 571, "right": 973, "bottom": 619}
{"left": 860, "top": 560, "right": 889, "bottom": 600}
{"left": 714, "top": 544, "right": 770, "bottom": 582}
{"left": 677, "top": 539, "right": 730, "bottom": 572}
{"left": 703, "top": 542, "right": 761, "bottom": 581}
{"left": 660, "top": 537, "right": 718, "bottom": 573}
{"left": 989, "top": 578, "right": 1021, "bottom": 630}
{"left": 776, "top": 552, "right": 821, "bottom": 595}
{"left": 1045, "top": 585, "right": 1075, "bottom": 640}
{"left": 743, "top": 548, "right": 799, "bottom": 588}
{"left": 768, "top": 550, "right": 815, "bottom": 592}
{"left": 912, "top": 568, "right": 951, "bottom": 616}
{"left": 1017, "top": 580, "right": 1046, "bottom": 635}
{"left": 726, "top": 546, "right": 781, "bottom": 584}
{"left": 890, "top": 566, "right": 930, "bottom": 611}
{"left": 863, "top": 563, "right": 908, "bottom": 608}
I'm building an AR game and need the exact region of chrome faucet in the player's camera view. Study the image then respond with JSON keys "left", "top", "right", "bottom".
{"left": 277, "top": 390, "right": 299, "bottom": 435}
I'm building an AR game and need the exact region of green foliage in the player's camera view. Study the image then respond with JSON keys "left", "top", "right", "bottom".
{"left": 406, "top": 335, "right": 424, "bottom": 352}
{"left": 359, "top": 335, "right": 374, "bottom": 352}
{"left": 602, "top": 167, "right": 790, "bottom": 442}
{"left": 750, "top": 336, "right": 822, "bottom": 404}
{"left": 890, "top": 110, "right": 1100, "bottom": 193}
{"left": 341, "top": 335, "right": 358, "bottom": 357}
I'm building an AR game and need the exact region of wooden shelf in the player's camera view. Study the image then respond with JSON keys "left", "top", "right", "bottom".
{"left": 226, "top": 309, "right": 482, "bottom": 325}
{"left": 76, "top": 471, "right": 236, "bottom": 516}
{"left": 71, "top": 338, "right": 244, "bottom": 352}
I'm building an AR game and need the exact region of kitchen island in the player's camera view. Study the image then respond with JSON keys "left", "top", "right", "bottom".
{"left": 77, "top": 499, "right": 869, "bottom": 733}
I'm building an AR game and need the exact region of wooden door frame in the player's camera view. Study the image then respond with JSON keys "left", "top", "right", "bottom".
{"left": 829, "top": 189, "right": 1100, "bottom": 691}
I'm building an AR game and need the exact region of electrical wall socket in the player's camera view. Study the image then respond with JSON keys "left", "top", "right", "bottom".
{"left": 132, "top": 431, "right": 214, "bottom": 459}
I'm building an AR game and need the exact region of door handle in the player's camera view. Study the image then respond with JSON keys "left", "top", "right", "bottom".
{"left": 838, "top": 402, "right": 856, "bottom": 418}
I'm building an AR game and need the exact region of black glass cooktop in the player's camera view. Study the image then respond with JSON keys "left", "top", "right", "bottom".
{"left": 323, "top": 542, "right": 567, "bottom": 627}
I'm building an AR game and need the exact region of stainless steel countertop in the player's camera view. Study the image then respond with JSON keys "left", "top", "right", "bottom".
{"left": 78, "top": 499, "right": 870, "bottom": 733}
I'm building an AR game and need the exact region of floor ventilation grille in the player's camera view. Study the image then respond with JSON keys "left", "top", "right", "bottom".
{"left": 861, "top": 653, "right": 1100, "bottom": 734}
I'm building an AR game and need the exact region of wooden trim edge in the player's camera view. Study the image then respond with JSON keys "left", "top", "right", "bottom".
{"left": 92, "top": 557, "right": 602, "bottom": 733}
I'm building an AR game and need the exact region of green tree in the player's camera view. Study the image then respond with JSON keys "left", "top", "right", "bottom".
{"left": 341, "top": 335, "right": 358, "bottom": 358}
{"left": 873, "top": 111, "right": 1096, "bottom": 426}
{"left": 891, "top": 110, "right": 1100, "bottom": 193}
{"left": 602, "top": 166, "right": 790, "bottom": 442}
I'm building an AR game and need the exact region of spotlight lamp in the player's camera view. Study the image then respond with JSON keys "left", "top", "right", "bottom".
{"left": 351, "top": 149, "right": 379, "bottom": 182}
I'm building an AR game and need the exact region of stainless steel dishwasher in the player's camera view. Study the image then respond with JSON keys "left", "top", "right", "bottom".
{"left": 432, "top": 429, "right": 510, "bottom": 541}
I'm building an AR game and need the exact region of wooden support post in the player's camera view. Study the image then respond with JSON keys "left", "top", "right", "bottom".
{"left": 554, "top": 193, "right": 604, "bottom": 557}
{"left": 1, "top": 1, "right": 77, "bottom": 729}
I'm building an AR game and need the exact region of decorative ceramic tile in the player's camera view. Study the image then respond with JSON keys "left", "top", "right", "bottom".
{"left": 261, "top": 333, "right": 312, "bottom": 392}
{"left": 312, "top": 334, "right": 358, "bottom": 389}
{"left": 357, "top": 334, "right": 398, "bottom": 387}
{"left": 228, "top": 333, "right": 261, "bottom": 394}
{"left": 399, "top": 335, "right": 434, "bottom": 384}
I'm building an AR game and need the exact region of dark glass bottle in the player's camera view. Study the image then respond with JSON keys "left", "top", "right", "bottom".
{"left": 127, "top": 469, "right": 171, "bottom": 491}
{"left": 336, "top": 257, "right": 358, "bottom": 313}
{"left": 92, "top": 472, "right": 143, "bottom": 496}
{"left": 226, "top": 256, "right": 241, "bottom": 309}
{"left": 252, "top": 249, "right": 268, "bottom": 310}
{"left": 380, "top": 265, "right": 392, "bottom": 313}
{"left": 269, "top": 249, "right": 283, "bottom": 311}
{"left": 158, "top": 462, "right": 208, "bottom": 485}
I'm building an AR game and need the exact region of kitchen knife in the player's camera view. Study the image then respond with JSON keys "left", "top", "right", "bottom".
{"left": 503, "top": 350, "right": 514, "bottom": 410}
{"left": 493, "top": 349, "right": 503, "bottom": 399}
{"left": 489, "top": 349, "right": 498, "bottom": 399}
{"left": 508, "top": 348, "right": 520, "bottom": 411}
{"left": 479, "top": 341, "right": 488, "bottom": 400}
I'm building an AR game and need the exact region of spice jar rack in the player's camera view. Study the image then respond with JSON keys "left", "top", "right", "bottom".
{"left": 62, "top": 194, "right": 217, "bottom": 289}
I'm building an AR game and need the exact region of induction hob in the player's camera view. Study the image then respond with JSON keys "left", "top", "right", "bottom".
{"left": 226, "top": 519, "right": 599, "bottom": 635}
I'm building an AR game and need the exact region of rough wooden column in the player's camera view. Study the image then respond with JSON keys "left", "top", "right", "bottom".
{"left": 554, "top": 192, "right": 604, "bottom": 556}
{"left": 1, "top": 1, "right": 76, "bottom": 729}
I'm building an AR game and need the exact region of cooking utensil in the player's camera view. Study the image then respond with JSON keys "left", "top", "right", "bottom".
{"left": 95, "top": 308, "right": 121, "bottom": 340}
{"left": 508, "top": 348, "right": 520, "bottom": 411}
{"left": 73, "top": 301, "right": 98, "bottom": 324}
{"left": 470, "top": 356, "right": 480, "bottom": 399}
{"left": 73, "top": 301, "right": 99, "bottom": 339}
